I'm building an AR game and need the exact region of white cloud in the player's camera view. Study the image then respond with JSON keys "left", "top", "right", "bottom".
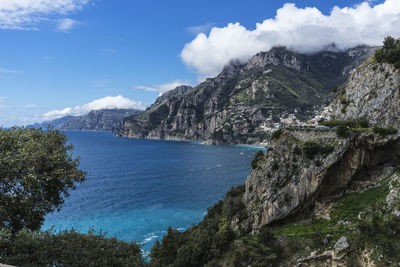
{"left": 100, "top": 49, "right": 116, "bottom": 56}
{"left": 0, "top": 0, "right": 89, "bottom": 30}
{"left": 181, "top": 0, "right": 400, "bottom": 78}
{"left": 0, "top": 67, "right": 20, "bottom": 79}
{"left": 42, "top": 95, "right": 146, "bottom": 121}
{"left": 0, "top": 67, "right": 18, "bottom": 74}
{"left": 56, "top": 18, "right": 77, "bottom": 31}
{"left": 133, "top": 80, "right": 191, "bottom": 95}
{"left": 186, "top": 22, "right": 216, "bottom": 35}
{"left": 0, "top": 97, "right": 4, "bottom": 108}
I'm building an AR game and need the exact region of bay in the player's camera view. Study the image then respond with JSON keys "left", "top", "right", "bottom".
{"left": 42, "top": 131, "right": 262, "bottom": 252}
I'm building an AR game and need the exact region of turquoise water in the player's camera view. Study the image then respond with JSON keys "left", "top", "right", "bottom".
{"left": 42, "top": 131, "right": 261, "bottom": 252}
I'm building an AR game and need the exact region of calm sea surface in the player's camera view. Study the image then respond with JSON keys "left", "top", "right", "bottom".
{"left": 42, "top": 131, "right": 262, "bottom": 252}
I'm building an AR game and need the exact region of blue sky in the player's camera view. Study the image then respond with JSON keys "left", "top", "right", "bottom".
{"left": 0, "top": 0, "right": 397, "bottom": 126}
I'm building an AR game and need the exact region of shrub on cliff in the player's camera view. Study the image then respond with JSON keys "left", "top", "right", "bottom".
{"left": 271, "top": 129, "right": 283, "bottom": 140}
{"left": 251, "top": 150, "right": 264, "bottom": 169}
{"left": 336, "top": 125, "right": 351, "bottom": 138}
{"left": 320, "top": 119, "right": 369, "bottom": 128}
{"left": 375, "top": 36, "right": 400, "bottom": 69}
{"left": 302, "top": 141, "right": 334, "bottom": 159}
{"left": 373, "top": 126, "right": 398, "bottom": 136}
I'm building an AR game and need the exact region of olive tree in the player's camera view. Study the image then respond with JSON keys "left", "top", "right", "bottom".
{"left": 0, "top": 127, "right": 86, "bottom": 232}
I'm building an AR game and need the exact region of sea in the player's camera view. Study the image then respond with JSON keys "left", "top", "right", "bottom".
{"left": 42, "top": 131, "right": 264, "bottom": 252}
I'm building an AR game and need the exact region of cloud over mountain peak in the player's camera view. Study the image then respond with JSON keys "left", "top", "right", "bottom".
{"left": 181, "top": 0, "right": 400, "bottom": 78}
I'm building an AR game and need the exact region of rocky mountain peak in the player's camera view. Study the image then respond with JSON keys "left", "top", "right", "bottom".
{"left": 245, "top": 46, "right": 308, "bottom": 72}
{"left": 147, "top": 85, "right": 192, "bottom": 111}
{"left": 222, "top": 59, "right": 242, "bottom": 75}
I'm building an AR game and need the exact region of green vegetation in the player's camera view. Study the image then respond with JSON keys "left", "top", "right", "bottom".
{"left": 232, "top": 229, "right": 278, "bottom": 267}
{"left": 149, "top": 103, "right": 169, "bottom": 127}
{"left": 0, "top": 127, "right": 144, "bottom": 266}
{"left": 375, "top": 36, "right": 400, "bottom": 69}
{"left": 339, "top": 95, "right": 348, "bottom": 105}
{"left": 302, "top": 141, "right": 334, "bottom": 159}
{"left": 319, "top": 119, "right": 398, "bottom": 138}
{"left": 151, "top": 166, "right": 400, "bottom": 266}
{"left": 251, "top": 150, "right": 264, "bottom": 169}
{"left": 149, "top": 185, "right": 247, "bottom": 267}
{"left": 336, "top": 125, "right": 351, "bottom": 138}
{"left": 0, "top": 228, "right": 144, "bottom": 266}
{"left": 0, "top": 127, "right": 86, "bottom": 232}
{"left": 320, "top": 119, "right": 370, "bottom": 128}
{"left": 372, "top": 126, "right": 398, "bottom": 136}
{"left": 271, "top": 161, "right": 279, "bottom": 171}
{"left": 271, "top": 128, "right": 283, "bottom": 140}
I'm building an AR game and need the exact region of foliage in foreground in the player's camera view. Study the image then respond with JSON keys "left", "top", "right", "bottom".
{"left": 0, "top": 127, "right": 86, "bottom": 232}
{"left": 0, "top": 228, "right": 145, "bottom": 267}
{"left": 150, "top": 185, "right": 247, "bottom": 267}
{"left": 0, "top": 127, "right": 144, "bottom": 266}
{"left": 151, "top": 171, "right": 400, "bottom": 266}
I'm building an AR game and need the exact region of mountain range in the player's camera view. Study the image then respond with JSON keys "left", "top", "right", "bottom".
{"left": 149, "top": 40, "right": 400, "bottom": 266}
{"left": 118, "top": 46, "right": 375, "bottom": 144}
{"left": 29, "top": 109, "right": 141, "bottom": 132}
{"left": 31, "top": 46, "right": 374, "bottom": 142}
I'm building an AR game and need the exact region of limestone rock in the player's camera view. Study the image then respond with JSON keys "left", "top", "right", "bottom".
{"left": 334, "top": 236, "right": 349, "bottom": 254}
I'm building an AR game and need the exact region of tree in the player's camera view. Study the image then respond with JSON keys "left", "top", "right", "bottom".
{"left": 375, "top": 36, "right": 400, "bottom": 68}
{"left": 0, "top": 127, "right": 86, "bottom": 232}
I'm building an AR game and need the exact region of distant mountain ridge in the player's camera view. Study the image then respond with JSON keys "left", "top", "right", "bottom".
{"left": 147, "top": 85, "right": 192, "bottom": 111}
{"left": 118, "top": 46, "right": 375, "bottom": 144}
{"left": 29, "top": 109, "right": 142, "bottom": 132}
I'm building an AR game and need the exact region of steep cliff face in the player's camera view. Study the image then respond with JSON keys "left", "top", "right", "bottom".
{"left": 119, "top": 46, "right": 374, "bottom": 144}
{"left": 149, "top": 52, "right": 400, "bottom": 266}
{"left": 147, "top": 85, "right": 192, "bottom": 111}
{"left": 243, "top": 58, "right": 400, "bottom": 230}
{"left": 243, "top": 130, "right": 400, "bottom": 230}
{"left": 328, "top": 62, "right": 400, "bottom": 129}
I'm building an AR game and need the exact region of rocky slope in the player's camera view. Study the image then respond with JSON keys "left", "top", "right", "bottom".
{"left": 119, "top": 46, "right": 374, "bottom": 145}
{"left": 328, "top": 61, "right": 400, "bottom": 129}
{"left": 243, "top": 130, "right": 400, "bottom": 231}
{"left": 147, "top": 85, "right": 192, "bottom": 111}
{"left": 150, "top": 48, "right": 400, "bottom": 266}
{"left": 30, "top": 109, "right": 142, "bottom": 132}
{"left": 237, "top": 51, "right": 400, "bottom": 265}
{"left": 28, "top": 115, "right": 75, "bottom": 129}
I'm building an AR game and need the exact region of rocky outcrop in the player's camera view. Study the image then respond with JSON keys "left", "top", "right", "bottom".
{"left": 147, "top": 85, "right": 192, "bottom": 111}
{"left": 328, "top": 62, "right": 400, "bottom": 129}
{"left": 242, "top": 129, "right": 400, "bottom": 230}
{"left": 119, "top": 46, "right": 374, "bottom": 144}
{"left": 386, "top": 173, "right": 400, "bottom": 217}
{"left": 242, "top": 58, "right": 400, "bottom": 231}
